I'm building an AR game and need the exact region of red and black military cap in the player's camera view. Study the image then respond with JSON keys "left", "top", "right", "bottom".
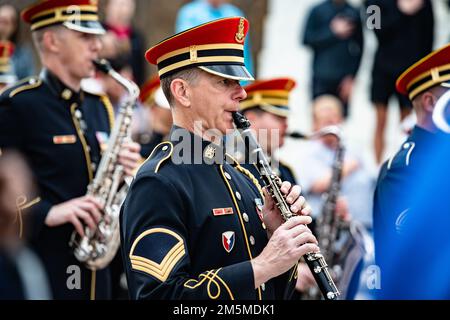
{"left": 397, "top": 43, "right": 450, "bottom": 101}
{"left": 240, "top": 78, "right": 297, "bottom": 118}
{"left": 21, "top": 0, "right": 105, "bottom": 35}
{"left": 145, "top": 17, "right": 254, "bottom": 81}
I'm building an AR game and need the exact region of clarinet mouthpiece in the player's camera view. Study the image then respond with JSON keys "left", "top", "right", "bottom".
{"left": 232, "top": 112, "right": 251, "bottom": 130}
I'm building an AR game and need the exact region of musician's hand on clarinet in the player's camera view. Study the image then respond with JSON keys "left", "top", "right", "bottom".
{"left": 262, "top": 181, "right": 312, "bottom": 235}
{"left": 251, "top": 216, "right": 319, "bottom": 288}
{"left": 118, "top": 141, "right": 142, "bottom": 176}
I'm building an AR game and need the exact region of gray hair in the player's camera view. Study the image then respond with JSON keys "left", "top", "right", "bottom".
{"left": 31, "top": 25, "right": 66, "bottom": 53}
{"left": 160, "top": 68, "right": 201, "bottom": 106}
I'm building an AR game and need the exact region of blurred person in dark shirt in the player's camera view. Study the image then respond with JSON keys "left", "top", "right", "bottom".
{"left": 366, "top": 0, "right": 434, "bottom": 164}
{"left": 303, "top": 0, "right": 364, "bottom": 119}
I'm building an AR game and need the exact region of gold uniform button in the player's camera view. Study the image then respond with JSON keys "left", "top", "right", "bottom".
{"left": 62, "top": 89, "right": 72, "bottom": 100}
{"left": 243, "top": 213, "right": 249, "bottom": 223}
{"left": 249, "top": 236, "right": 255, "bottom": 246}
{"left": 162, "top": 146, "right": 169, "bottom": 151}
{"left": 235, "top": 192, "right": 242, "bottom": 201}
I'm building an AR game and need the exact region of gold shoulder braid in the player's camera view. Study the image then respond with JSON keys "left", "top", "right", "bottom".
{"left": 225, "top": 153, "right": 264, "bottom": 199}
{"left": 234, "top": 164, "right": 264, "bottom": 200}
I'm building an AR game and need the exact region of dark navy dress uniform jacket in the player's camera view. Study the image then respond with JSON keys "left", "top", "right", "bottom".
{"left": 120, "top": 128, "right": 297, "bottom": 300}
{"left": 0, "top": 70, "right": 114, "bottom": 299}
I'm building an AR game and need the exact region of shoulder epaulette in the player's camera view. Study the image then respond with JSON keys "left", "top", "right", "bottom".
{"left": 387, "top": 141, "right": 416, "bottom": 170}
{"left": 141, "top": 141, "right": 174, "bottom": 174}
{"left": 7, "top": 77, "right": 42, "bottom": 98}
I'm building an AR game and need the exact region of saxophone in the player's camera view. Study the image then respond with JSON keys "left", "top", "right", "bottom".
{"left": 306, "top": 126, "right": 346, "bottom": 299}
{"left": 233, "top": 112, "right": 340, "bottom": 300}
{"left": 69, "top": 59, "right": 140, "bottom": 270}
{"left": 305, "top": 126, "right": 370, "bottom": 300}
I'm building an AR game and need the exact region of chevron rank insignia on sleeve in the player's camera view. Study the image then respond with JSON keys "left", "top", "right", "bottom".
{"left": 129, "top": 228, "right": 186, "bottom": 282}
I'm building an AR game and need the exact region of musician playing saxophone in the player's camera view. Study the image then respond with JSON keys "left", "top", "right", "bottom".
{"left": 0, "top": 0, "right": 141, "bottom": 300}
{"left": 294, "top": 95, "right": 375, "bottom": 296}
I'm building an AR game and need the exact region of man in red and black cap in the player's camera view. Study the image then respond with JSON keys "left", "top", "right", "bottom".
{"left": 0, "top": 0, "right": 142, "bottom": 300}
{"left": 238, "top": 77, "right": 298, "bottom": 184}
{"left": 373, "top": 43, "right": 450, "bottom": 299}
{"left": 120, "top": 17, "right": 319, "bottom": 300}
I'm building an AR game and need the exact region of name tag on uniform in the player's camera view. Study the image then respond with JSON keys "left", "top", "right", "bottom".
{"left": 53, "top": 135, "right": 77, "bottom": 145}
{"left": 213, "top": 208, "right": 234, "bottom": 216}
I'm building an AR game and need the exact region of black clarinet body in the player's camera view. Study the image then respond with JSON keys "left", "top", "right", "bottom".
{"left": 232, "top": 112, "right": 340, "bottom": 300}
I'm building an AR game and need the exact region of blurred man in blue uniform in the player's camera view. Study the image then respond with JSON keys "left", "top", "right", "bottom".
{"left": 0, "top": 0, "right": 141, "bottom": 300}
{"left": 120, "top": 17, "right": 319, "bottom": 300}
{"left": 373, "top": 44, "right": 450, "bottom": 299}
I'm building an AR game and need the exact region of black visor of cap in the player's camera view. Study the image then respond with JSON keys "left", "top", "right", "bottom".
{"left": 200, "top": 64, "right": 254, "bottom": 81}
{"left": 62, "top": 20, "right": 105, "bottom": 35}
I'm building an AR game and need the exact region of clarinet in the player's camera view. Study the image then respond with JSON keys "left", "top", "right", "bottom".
{"left": 232, "top": 112, "right": 340, "bottom": 300}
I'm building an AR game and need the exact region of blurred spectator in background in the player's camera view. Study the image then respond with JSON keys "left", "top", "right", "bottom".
{"left": 303, "top": 0, "right": 364, "bottom": 119}
{"left": 103, "top": 0, "right": 146, "bottom": 86}
{"left": 0, "top": 3, "right": 36, "bottom": 80}
{"left": 294, "top": 95, "right": 376, "bottom": 231}
{"left": 175, "top": 0, "right": 254, "bottom": 77}
{"left": 0, "top": 151, "right": 52, "bottom": 300}
{"left": 366, "top": 0, "right": 434, "bottom": 164}
{"left": 0, "top": 40, "right": 17, "bottom": 89}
